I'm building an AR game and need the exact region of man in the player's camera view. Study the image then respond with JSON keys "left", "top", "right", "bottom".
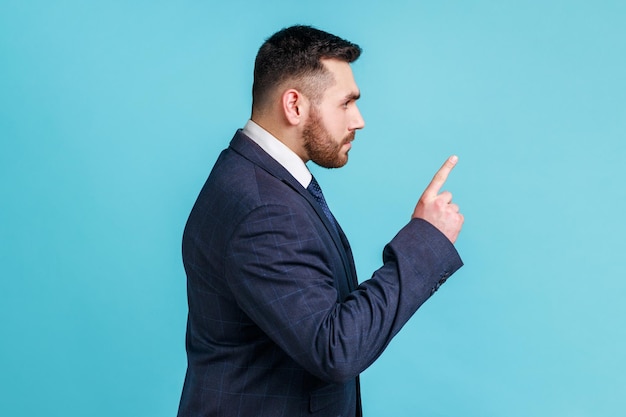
{"left": 178, "top": 25, "right": 464, "bottom": 417}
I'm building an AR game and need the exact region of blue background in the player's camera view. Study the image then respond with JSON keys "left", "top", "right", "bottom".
{"left": 1, "top": 1, "right": 625, "bottom": 416}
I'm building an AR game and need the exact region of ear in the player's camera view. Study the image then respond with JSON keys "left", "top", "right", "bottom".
{"left": 282, "top": 89, "right": 308, "bottom": 126}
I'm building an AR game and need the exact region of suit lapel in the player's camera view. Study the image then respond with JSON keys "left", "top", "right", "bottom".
{"left": 229, "top": 130, "right": 358, "bottom": 294}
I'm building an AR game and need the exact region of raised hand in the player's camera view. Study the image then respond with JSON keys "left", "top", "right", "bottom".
{"left": 412, "top": 155, "right": 464, "bottom": 243}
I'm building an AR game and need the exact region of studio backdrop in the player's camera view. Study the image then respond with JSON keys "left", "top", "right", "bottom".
{"left": 1, "top": 1, "right": 625, "bottom": 416}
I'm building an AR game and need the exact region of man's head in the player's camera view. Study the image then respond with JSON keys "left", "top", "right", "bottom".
{"left": 251, "top": 25, "right": 365, "bottom": 168}
{"left": 252, "top": 25, "right": 362, "bottom": 110}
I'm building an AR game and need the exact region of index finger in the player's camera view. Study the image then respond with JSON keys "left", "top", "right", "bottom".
{"left": 423, "top": 155, "right": 458, "bottom": 197}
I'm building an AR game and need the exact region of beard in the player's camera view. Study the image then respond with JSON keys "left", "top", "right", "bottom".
{"left": 302, "top": 108, "right": 355, "bottom": 169}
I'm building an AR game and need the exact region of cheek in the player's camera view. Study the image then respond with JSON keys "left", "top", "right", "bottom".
{"left": 323, "top": 113, "right": 347, "bottom": 136}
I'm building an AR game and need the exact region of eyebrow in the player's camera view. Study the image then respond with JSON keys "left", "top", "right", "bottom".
{"left": 344, "top": 91, "right": 361, "bottom": 101}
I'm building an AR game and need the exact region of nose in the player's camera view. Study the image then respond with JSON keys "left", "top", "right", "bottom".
{"left": 350, "top": 105, "right": 365, "bottom": 131}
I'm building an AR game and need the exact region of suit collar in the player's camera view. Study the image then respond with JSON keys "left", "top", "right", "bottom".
{"left": 229, "top": 131, "right": 323, "bottom": 226}
{"left": 229, "top": 129, "right": 303, "bottom": 189}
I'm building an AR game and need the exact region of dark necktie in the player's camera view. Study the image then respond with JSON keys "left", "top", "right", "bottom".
{"left": 307, "top": 176, "right": 339, "bottom": 233}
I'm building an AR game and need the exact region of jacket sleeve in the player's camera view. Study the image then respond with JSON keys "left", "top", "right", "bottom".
{"left": 224, "top": 203, "right": 463, "bottom": 383}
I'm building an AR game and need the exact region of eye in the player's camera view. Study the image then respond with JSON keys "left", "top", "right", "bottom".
{"left": 342, "top": 101, "right": 350, "bottom": 109}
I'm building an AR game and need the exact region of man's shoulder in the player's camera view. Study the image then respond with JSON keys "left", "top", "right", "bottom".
{"left": 201, "top": 145, "right": 303, "bottom": 210}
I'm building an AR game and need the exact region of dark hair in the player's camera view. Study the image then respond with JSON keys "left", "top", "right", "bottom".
{"left": 252, "top": 25, "right": 361, "bottom": 110}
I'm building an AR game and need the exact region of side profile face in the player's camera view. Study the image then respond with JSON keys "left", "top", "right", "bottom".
{"left": 302, "top": 59, "right": 365, "bottom": 168}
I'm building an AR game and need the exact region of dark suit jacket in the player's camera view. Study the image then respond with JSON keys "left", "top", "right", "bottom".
{"left": 177, "top": 130, "right": 463, "bottom": 416}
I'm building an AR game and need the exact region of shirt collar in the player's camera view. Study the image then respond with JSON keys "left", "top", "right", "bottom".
{"left": 242, "top": 120, "right": 312, "bottom": 188}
